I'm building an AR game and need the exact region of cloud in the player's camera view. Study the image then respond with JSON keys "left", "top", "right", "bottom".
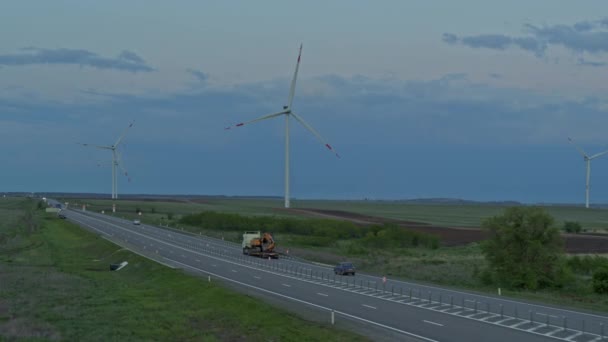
{"left": 444, "top": 33, "right": 546, "bottom": 56}
{"left": 4, "top": 72, "right": 608, "bottom": 149}
{"left": 574, "top": 21, "right": 594, "bottom": 32}
{"left": 0, "top": 48, "right": 154, "bottom": 72}
{"left": 443, "top": 18, "right": 608, "bottom": 63}
{"left": 577, "top": 57, "right": 607, "bottom": 67}
{"left": 441, "top": 33, "right": 459, "bottom": 44}
{"left": 460, "top": 34, "right": 512, "bottom": 50}
{"left": 186, "top": 68, "right": 208, "bottom": 83}
{"left": 525, "top": 23, "right": 608, "bottom": 54}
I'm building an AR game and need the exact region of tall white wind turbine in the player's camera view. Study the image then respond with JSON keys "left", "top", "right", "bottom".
{"left": 568, "top": 137, "right": 608, "bottom": 208}
{"left": 225, "top": 45, "right": 339, "bottom": 208}
{"left": 80, "top": 122, "right": 134, "bottom": 199}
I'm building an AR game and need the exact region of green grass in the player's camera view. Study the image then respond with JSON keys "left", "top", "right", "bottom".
{"left": 0, "top": 199, "right": 368, "bottom": 341}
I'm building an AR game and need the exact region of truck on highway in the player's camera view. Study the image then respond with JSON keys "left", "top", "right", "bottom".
{"left": 242, "top": 231, "right": 278, "bottom": 259}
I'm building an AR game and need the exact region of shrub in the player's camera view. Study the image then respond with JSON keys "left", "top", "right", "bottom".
{"left": 567, "top": 255, "right": 608, "bottom": 275}
{"left": 179, "top": 211, "right": 439, "bottom": 250}
{"left": 481, "top": 207, "right": 566, "bottom": 290}
{"left": 563, "top": 221, "right": 582, "bottom": 234}
{"left": 593, "top": 267, "right": 608, "bottom": 294}
{"left": 291, "top": 236, "right": 334, "bottom": 247}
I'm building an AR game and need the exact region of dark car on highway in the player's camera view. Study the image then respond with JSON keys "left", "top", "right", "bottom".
{"left": 334, "top": 262, "right": 356, "bottom": 276}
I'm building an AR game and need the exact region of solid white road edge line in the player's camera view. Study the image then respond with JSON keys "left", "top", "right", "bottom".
{"left": 165, "top": 258, "right": 438, "bottom": 342}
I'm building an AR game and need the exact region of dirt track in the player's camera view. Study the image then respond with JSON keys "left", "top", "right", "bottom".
{"left": 284, "top": 208, "right": 608, "bottom": 254}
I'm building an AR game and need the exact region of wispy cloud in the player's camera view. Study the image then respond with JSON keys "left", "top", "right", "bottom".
{"left": 0, "top": 48, "right": 154, "bottom": 72}
{"left": 577, "top": 57, "right": 607, "bottom": 67}
{"left": 186, "top": 68, "right": 208, "bottom": 83}
{"left": 443, "top": 33, "right": 546, "bottom": 56}
{"left": 525, "top": 23, "right": 608, "bottom": 54}
{"left": 443, "top": 18, "right": 608, "bottom": 64}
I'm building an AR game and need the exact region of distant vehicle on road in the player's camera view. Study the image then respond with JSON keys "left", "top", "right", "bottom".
{"left": 133, "top": 219, "right": 141, "bottom": 225}
{"left": 334, "top": 262, "right": 356, "bottom": 276}
{"left": 58, "top": 213, "right": 67, "bottom": 219}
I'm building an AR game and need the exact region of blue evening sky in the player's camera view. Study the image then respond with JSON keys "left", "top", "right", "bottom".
{"left": 2, "top": 1, "right": 608, "bottom": 203}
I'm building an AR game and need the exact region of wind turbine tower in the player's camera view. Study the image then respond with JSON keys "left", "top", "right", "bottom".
{"left": 225, "top": 45, "right": 339, "bottom": 208}
{"left": 568, "top": 137, "right": 608, "bottom": 208}
{"left": 80, "top": 122, "right": 134, "bottom": 201}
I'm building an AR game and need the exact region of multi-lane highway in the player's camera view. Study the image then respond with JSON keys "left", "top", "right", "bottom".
{"left": 63, "top": 207, "right": 608, "bottom": 342}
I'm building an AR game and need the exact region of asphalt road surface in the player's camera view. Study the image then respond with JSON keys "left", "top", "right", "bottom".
{"left": 63, "top": 207, "right": 608, "bottom": 342}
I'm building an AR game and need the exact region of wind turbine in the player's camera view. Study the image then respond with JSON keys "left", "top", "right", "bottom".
{"left": 568, "top": 137, "right": 608, "bottom": 208}
{"left": 225, "top": 45, "right": 339, "bottom": 209}
{"left": 80, "top": 122, "right": 134, "bottom": 200}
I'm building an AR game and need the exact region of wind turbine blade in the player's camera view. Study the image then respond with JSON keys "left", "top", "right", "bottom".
{"left": 291, "top": 112, "right": 340, "bottom": 158}
{"left": 79, "top": 143, "right": 113, "bottom": 150}
{"left": 114, "top": 121, "right": 134, "bottom": 147}
{"left": 287, "top": 44, "right": 302, "bottom": 109}
{"left": 568, "top": 137, "right": 588, "bottom": 158}
{"left": 590, "top": 149, "right": 608, "bottom": 160}
{"left": 225, "top": 110, "right": 287, "bottom": 130}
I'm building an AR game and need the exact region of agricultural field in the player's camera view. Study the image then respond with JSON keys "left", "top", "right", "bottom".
{"left": 0, "top": 198, "right": 367, "bottom": 341}
{"left": 63, "top": 197, "right": 608, "bottom": 230}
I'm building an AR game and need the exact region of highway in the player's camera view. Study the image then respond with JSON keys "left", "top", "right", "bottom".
{"left": 63, "top": 207, "right": 608, "bottom": 342}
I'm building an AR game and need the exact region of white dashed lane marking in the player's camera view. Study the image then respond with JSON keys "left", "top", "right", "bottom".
{"left": 363, "top": 304, "right": 377, "bottom": 310}
{"left": 423, "top": 320, "right": 444, "bottom": 327}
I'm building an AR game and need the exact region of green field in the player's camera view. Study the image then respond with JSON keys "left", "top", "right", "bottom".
{"left": 67, "top": 197, "right": 608, "bottom": 231}
{"left": 0, "top": 198, "right": 367, "bottom": 341}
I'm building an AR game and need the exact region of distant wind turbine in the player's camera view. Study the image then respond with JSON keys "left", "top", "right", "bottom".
{"left": 80, "top": 122, "right": 134, "bottom": 199}
{"left": 568, "top": 137, "right": 608, "bottom": 208}
{"left": 225, "top": 45, "right": 339, "bottom": 209}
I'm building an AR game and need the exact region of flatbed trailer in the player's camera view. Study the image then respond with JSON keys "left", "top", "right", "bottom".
{"left": 242, "top": 231, "right": 279, "bottom": 259}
